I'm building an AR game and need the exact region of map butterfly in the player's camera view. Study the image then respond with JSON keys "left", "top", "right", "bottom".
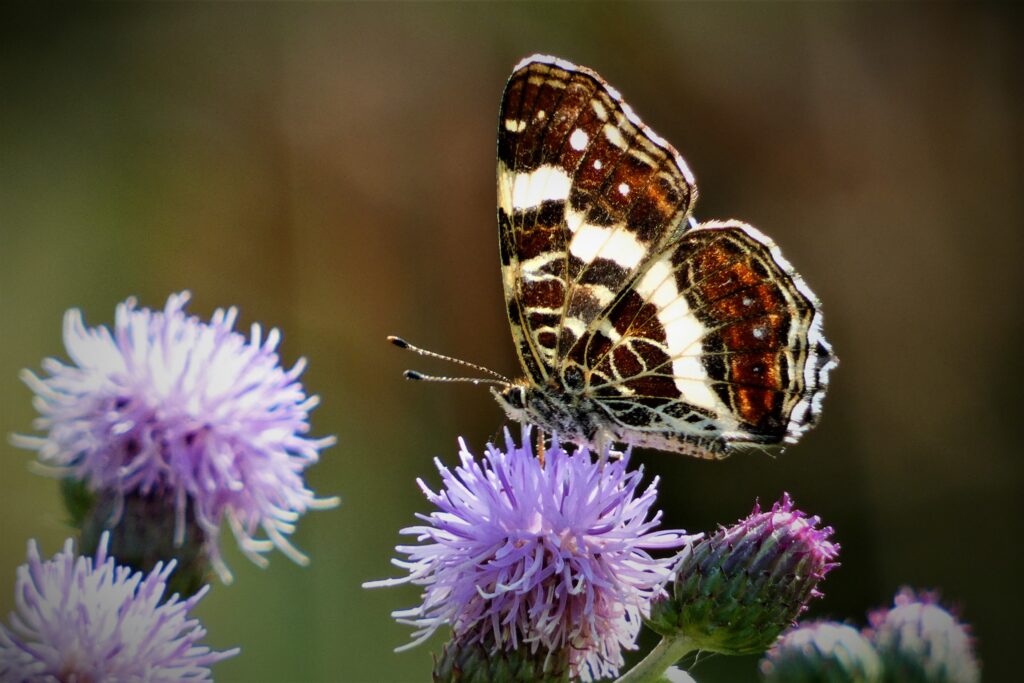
{"left": 395, "top": 55, "right": 836, "bottom": 459}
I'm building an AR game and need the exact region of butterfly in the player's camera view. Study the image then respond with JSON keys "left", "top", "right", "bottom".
{"left": 393, "top": 54, "right": 836, "bottom": 459}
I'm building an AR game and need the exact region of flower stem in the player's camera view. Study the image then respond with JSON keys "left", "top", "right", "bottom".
{"left": 615, "top": 635, "right": 698, "bottom": 683}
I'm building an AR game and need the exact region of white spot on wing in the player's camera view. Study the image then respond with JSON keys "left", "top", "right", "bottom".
{"left": 629, "top": 148, "right": 657, "bottom": 169}
{"left": 603, "top": 123, "right": 627, "bottom": 149}
{"left": 497, "top": 160, "right": 515, "bottom": 215}
{"left": 563, "top": 316, "right": 586, "bottom": 340}
{"left": 511, "top": 165, "right": 571, "bottom": 209}
{"left": 593, "top": 159, "right": 602, "bottom": 170}
{"left": 588, "top": 284, "right": 616, "bottom": 306}
{"left": 566, "top": 207, "right": 585, "bottom": 234}
{"left": 520, "top": 251, "right": 560, "bottom": 275}
{"left": 592, "top": 99, "right": 608, "bottom": 121}
{"left": 570, "top": 129, "right": 589, "bottom": 151}
{"left": 504, "top": 118, "right": 526, "bottom": 133}
{"left": 597, "top": 318, "right": 622, "bottom": 344}
{"left": 618, "top": 182, "right": 630, "bottom": 196}
{"left": 567, "top": 210, "right": 646, "bottom": 268}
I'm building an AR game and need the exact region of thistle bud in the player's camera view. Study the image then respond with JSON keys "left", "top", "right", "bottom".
{"left": 867, "top": 589, "right": 980, "bottom": 683}
{"left": 760, "top": 621, "right": 883, "bottom": 682}
{"left": 649, "top": 494, "right": 839, "bottom": 655}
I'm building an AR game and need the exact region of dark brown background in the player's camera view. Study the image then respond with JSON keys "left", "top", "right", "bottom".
{"left": 2, "top": 4, "right": 1021, "bottom": 681}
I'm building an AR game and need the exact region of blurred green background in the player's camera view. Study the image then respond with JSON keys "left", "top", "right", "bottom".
{"left": 2, "top": 4, "right": 1021, "bottom": 682}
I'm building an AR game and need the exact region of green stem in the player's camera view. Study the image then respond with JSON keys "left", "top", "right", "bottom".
{"left": 615, "top": 634, "right": 697, "bottom": 683}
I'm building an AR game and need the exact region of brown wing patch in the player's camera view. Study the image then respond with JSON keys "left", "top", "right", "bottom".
{"left": 521, "top": 278, "right": 565, "bottom": 311}
{"left": 668, "top": 224, "right": 820, "bottom": 436}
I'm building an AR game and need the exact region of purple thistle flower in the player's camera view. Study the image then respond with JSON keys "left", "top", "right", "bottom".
{"left": 0, "top": 533, "right": 238, "bottom": 682}
{"left": 366, "top": 427, "right": 693, "bottom": 682}
{"left": 866, "top": 589, "right": 980, "bottom": 683}
{"left": 13, "top": 292, "right": 338, "bottom": 581}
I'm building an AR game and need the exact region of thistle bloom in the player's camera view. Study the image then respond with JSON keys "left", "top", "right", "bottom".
{"left": 0, "top": 534, "right": 238, "bottom": 682}
{"left": 648, "top": 493, "right": 839, "bottom": 655}
{"left": 366, "top": 428, "right": 692, "bottom": 682}
{"left": 866, "top": 589, "right": 980, "bottom": 683}
{"left": 13, "top": 292, "right": 338, "bottom": 581}
{"left": 760, "top": 621, "right": 883, "bottom": 682}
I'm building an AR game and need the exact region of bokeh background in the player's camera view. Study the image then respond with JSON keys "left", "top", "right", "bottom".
{"left": 2, "top": 4, "right": 1021, "bottom": 682}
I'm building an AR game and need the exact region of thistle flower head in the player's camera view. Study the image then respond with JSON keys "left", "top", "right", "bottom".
{"left": 367, "top": 427, "right": 693, "bottom": 682}
{"left": 649, "top": 493, "right": 839, "bottom": 655}
{"left": 13, "top": 292, "right": 338, "bottom": 580}
{"left": 866, "top": 589, "right": 979, "bottom": 683}
{"left": 0, "top": 533, "right": 238, "bottom": 682}
{"left": 760, "top": 621, "right": 883, "bottom": 682}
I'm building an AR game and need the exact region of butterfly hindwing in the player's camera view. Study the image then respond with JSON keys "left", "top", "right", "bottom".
{"left": 571, "top": 221, "right": 832, "bottom": 455}
{"left": 497, "top": 55, "right": 697, "bottom": 385}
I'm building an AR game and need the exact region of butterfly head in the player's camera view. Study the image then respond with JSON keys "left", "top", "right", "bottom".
{"left": 490, "top": 383, "right": 528, "bottom": 423}
{"left": 491, "top": 381, "right": 603, "bottom": 449}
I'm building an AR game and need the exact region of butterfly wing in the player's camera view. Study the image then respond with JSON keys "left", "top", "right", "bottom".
{"left": 497, "top": 55, "right": 697, "bottom": 385}
{"left": 570, "top": 220, "right": 835, "bottom": 456}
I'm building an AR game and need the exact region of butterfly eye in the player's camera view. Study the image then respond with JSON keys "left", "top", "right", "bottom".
{"left": 509, "top": 387, "right": 526, "bottom": 409}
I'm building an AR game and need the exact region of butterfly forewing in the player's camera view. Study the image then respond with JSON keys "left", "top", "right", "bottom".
{"left": 498, "top": 56, "right": 697, "bottom": 386}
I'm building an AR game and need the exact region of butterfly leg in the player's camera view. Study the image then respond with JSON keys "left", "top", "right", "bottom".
{"left": 595, "top": 430, "right": 612, "bottom": 469}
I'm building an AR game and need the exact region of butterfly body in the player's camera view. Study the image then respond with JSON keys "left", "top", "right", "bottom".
{"left": 493, "top": 381, "right": 726, "bottom": 459}
{"left": 493, "top": 381, "right": 605, "bottom": 446}
{"left": 491, "top": 55, "right": 836, "bottom": 459}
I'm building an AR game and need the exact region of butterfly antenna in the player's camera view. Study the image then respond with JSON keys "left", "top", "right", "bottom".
{"left": 402, "top": 370, "right": 507, "bottom": 386}
{"left": 388, "top": 336, "right": 511, "bottom": 385}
